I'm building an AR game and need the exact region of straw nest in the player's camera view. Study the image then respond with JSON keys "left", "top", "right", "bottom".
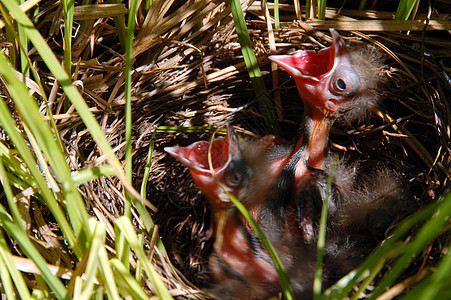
{"left": 2, "top": 0, "right": 450, "bottom": 298}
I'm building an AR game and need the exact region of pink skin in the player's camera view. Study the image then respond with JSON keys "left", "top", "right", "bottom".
{"left": 165, "top": 128, "right": 285, "bottom": 297}
{"left": 166, "top": 29, "right": 366, "bottom": 295}
{"left": 270, "top": 29, "right": 362, "bottom": 240}
{"left": 270, "top": 29, "right": 360, "bottom": 182}
{"left": 165, "top": 130, "right": 286, "bottom": 210}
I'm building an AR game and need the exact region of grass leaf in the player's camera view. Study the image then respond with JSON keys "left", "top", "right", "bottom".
{"left": 225, "top": 192, "right": 294, "bottom": 299}
{"left": 0, "top": 0, "right": 151, "bottom": 210}
{"left": 395, "top": 0, "right": 419, "bottom": 20}
{"left": 228, "top": 0, "right": 280, "bottom": 133}
{"left": 115, "top": 217, "right": 173, "bottom": 299}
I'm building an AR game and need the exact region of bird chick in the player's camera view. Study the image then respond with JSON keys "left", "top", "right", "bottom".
{"left": 270, "top": 28, "right": 385, "bottom": 125}
{"left": 165, "top": 125, "right": 294, "bottom": 299}
{"left": 165, "top": 125, "right": 287, "bottom": 212}
{"left": 271, "top": 29, "right": 410, "bottom": 277}
{"left": 269, "top": 29, "right": 388, "bottom": 241}
{"left": 333, "top": 166, "right": 411, "bottom": 240}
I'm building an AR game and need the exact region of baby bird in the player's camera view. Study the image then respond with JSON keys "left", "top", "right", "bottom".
{"left": 165, "top": 125, "right": 297, "bottom": 299}
{"left": 165, "top": 125, "right": 288, "bottom": 213}
{"left": 165, "top": 29, "right": 409, "bottom": 299}
{"left": 270, "top": 29, "right": 410, "bottom": 276}
{"left": 268, "top": 28, "right": 386, "bottom": 241}
{"left": 166, "top": 125, "right": 329, "bottom": 299}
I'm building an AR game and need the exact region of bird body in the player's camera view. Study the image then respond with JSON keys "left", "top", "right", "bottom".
{"left": 166, "top": 29, "right": 407, "bottom": 299}
{"left": 165, "top": 125, "right": 293, "bottom": 298}
{"left": 271, "top": 29, "right": 410, "bottom": 277}
{"left": 269, "top": 29, "right": 386, "bottom": 238}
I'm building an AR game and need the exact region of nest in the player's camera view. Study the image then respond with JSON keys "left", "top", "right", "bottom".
{"left": 1, "top": 0, "right": 450, "bottom": 298}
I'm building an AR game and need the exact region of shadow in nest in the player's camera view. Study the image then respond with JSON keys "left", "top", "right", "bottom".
{"left": 3, "top": 0, "right": 449, "bottom": 297}
{"left": 132, "top": 27, "right": 450, "bottom": 296}
{"left": 116, "top": 1, "right": 451, "bottom": 297}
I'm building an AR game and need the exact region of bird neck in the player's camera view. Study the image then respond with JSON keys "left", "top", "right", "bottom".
{"left": 302, "top": 105, "right": 334, "bottom": 170}
{"left": 212, "top": 209, "right": 280, "bottom": 286}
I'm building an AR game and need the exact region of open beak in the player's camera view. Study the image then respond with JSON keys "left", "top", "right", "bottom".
{"left": 269, "top": 29, "right": 343, "bottom": 81}
{"left": 270, "top": 29, "right": 359, "bottom": 116}
{"left": 164, "top": 124, "right": 241, "bottom": 174}
{"left": 164, "top": 124, "right": 241, "bottom": 206}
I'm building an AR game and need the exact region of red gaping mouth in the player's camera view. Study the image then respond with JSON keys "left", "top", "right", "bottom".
{"left": 278, "top": 48, "right": 333, "bottom": 77}
{"left": 164, "top": 138, "right": 230, "bottom": 174}
{"left": 269, "top": 28, "right": 344, "bottom": 80}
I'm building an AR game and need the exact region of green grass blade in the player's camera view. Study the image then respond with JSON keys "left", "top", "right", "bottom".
{"left": 114, "top": 224, "right": 130, "bottom": 271}
{"left": 228, "top": 0, "right": 280, "bottom": 133}
{"left": 0, "top": 3, "right": 66, "bottom": 157}
{"left": 17, "top": 0, "right": 29, "bottom": 78}
{"left": 156, "top": 125, "right": 226, "bottom": 134}
{"left": 109, "top": 259, "right": 150, "bottom": 300}
{"left": 318, "top": 0, "right": 327, "bottom": 20}
{"left": 0, "top": 212, "right": 70, "bottom": 300}
{"left": 62, "top": 0, "right": 74, "bottom": 76}
{"left": 115, "top": 217, "right": 173, "bottom": 299}
{"left": 274, "top": 0, "right": 280, "bottom": 29}
{"left": 79, "top": 220, "right": 106, "bottom": 300}
{"left": 226, "top": 192, "right": 294, "bottom": 299}
{"left": 368, "top": 192, "right": 451, "bottom": 299}
{"left": 0, "top": 151, "right": 27, "bottom": 226}
{"left": 400, "top": 245, "right": 451, "bottom": 300}
{"left": 314, "top": 156, "right": 337, "bottom": 299}
{"left": 34, "top": 275, "right": 50, "bottom": 299}
{"left": 119, "top": 0, "right": 136, "bottom": 264}
{"left": 132, "top": 200, "right": 167, "bottom": 256}
{"left": 395, "top": 0, "right": 418, "bottom": 20}
{"left": 124, "top": 0, "right": 139, "bottom": 218}
{"left": 0, "top": 55, "right": 82, "bottom": 257}
{"left": 111, "top": 0, "right": 127, "bottom": 52}
{"left": 73, "top": 277, "right": 83, "bottom": 299}
{"left": 139, "top": 131, "right": 168, "bottom": 256}
{"left": 140, "top": 131, "right": 156, "bottom": 199}
{"left": 71, "top": 165, "right": 116, "bottom": 186}
{"left": 0, "top": 52, "right": 90, "bottom": 250}
{"left": 0, "top": 248, "right": 17, "bottom": 299}
{"left": 324, "top": 200, "right": 439, "bottom": 298}
{"left": 1, "top": 0, "right": 150, "bottom": 210}
{"left": 0, "top": 231, "right": 31, "bottom": 299}
{"left": 0, "top": 141, "right": 33, "bottom": 183}
{"left": 98, "top": 246, "right": 121, "bottom": 300}
{"left": 358, "top": 0, "right": 367, "bottom": 10}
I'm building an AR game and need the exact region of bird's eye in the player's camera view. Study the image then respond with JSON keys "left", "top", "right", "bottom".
{"left": 330, "top": 66, "right": 360, "bottom": 97}
{"left": 223, "top": 160, "right": 251, "bottom": 189}
{"left": 336, "top": 78, "right": 346, "bottom": 90}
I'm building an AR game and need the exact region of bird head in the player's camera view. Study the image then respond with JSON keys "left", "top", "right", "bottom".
{"left": 165, "top": 124, "right": 280, "bottom": 211}
{"left": 165, "top": 124, "right": 241, "bottom": 209}
{"left": 270, "top": 28, "right": 383, "bottom": 120}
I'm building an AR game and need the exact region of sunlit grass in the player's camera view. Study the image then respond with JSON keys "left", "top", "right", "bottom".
{"left": 0, "top": 0, "right": 447, "bottom": 298}
{"left": 0, "top": 0, "right": 171, "bottom": 298}
{"left": 229, "top": 0, "right": 280, "bottom": 134}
